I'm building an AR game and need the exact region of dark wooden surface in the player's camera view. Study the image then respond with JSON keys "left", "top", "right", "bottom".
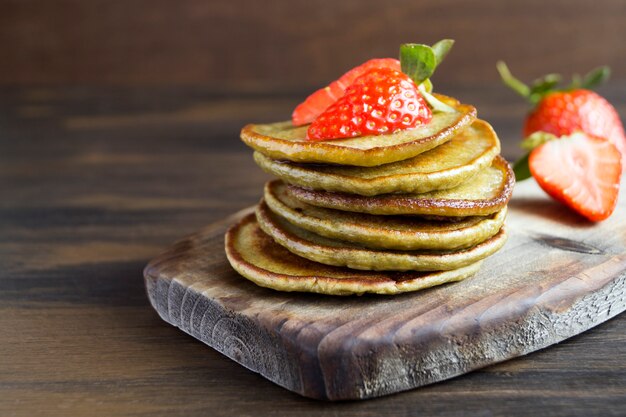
{"left": 144, "top": 181, "right": 626, "bottom": 400}
{"left": 2, "top": 0, "right": 626, "bottom": 89}
{"left": 2, "top": 85, "right": 626, "bottom": 415}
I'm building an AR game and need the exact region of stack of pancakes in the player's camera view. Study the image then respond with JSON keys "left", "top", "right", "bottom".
{"left": 225, "top": 96, "right": 514, "bottom": 295}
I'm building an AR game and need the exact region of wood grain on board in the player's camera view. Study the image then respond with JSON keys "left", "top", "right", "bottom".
{"left": 144, "top": 179, "right": 626, "bottom": 400}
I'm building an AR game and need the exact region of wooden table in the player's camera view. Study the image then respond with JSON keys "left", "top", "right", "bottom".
{"left": 2, "top": 85, "right": 625, "bottom": 416}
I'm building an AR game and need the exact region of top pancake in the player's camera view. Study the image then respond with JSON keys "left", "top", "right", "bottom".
{"left": 241, "top": 95, "right": 476, "bottom": 167}
{"left": 254, "top": 119, "right": 500, "bottom": 196}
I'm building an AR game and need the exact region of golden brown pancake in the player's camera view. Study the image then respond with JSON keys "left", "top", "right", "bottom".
{"left": 264, "top": 180, "right": 507, "bottom": 251}
{"left": 255, "top": 202, "right": 507, "bottom": 271}
{"left": 241, "top": 95, "right": 476, "bottom": 167}
{"left": 287, "top": 155, "right": 514, "bottom": 217}
{"left": 254, "top": 119, "right": 500, "bottom": 196}
{"left": 224, "top": 213, "right": 484, "bottom": 295}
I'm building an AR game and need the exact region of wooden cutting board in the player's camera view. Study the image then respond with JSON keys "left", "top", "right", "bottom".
{"left": 144, "top": 179, "right": 626, "bottom": 400}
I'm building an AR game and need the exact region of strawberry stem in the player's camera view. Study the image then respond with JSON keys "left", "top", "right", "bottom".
{"left": 418, "top": 84, "right": 456, "bottom": 113}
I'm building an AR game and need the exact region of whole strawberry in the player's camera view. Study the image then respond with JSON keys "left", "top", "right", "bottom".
{"left": 525, "top": 89, "right": 626, "bottom": 159}
{"left": 306, "top": 68, "right": 432, "bottom": 140}
{"left": 498, "top": 63, "right": 626, "bottom": 164}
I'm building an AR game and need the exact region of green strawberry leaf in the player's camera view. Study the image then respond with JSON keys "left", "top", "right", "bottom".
{"left": 520, "top": 131, "right": 557, "bottom": 151}
{"left": 528, "top": 73, "right": 561, "bottom": 104}
{"left": 498, "top": 62, "right": 613, "bottom": 107}
{"left": 400, "top": 43, "right": 437, "bottom": 84}
{"left": 400, "top": 40, "right": 456, "bottom": 112}
{"left": 431, "top": 39, "right": 455, "bottom": 67}
{"left": 514, "top": 131, "right": 558, "bottom": 181}
{"left": 513, "top": 153, "right": 532, "bottom": 181}
{"left": 497, "top": 61, "right": 530, "bottom": 100}
{"left": 571, "top": 73, "right": 583, "bottom": 89}
{"left": 581, "top": 66, "right": 611, "bottom": 89}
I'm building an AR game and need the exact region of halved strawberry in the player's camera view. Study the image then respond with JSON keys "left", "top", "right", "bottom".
{"left": 529, "top": 132, "right": 622, "bottom": 221}
{"left": 306, "top": 68, "right": 432, "bottom": 141}
{"left": 291, "top": 58, "right": 400, "bottom": 126}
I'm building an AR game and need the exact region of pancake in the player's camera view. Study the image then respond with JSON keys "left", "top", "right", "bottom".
{"left": 254, "top": 120, "right": 500, "bottom": 196}
{"left": 264, "top": 180, "right": 507, "bottom": 251}
{"left": 241, "top": 95, "right": 476, "bottom": 167}
{"left": 225, "top": 213, "right": 484, "bottom": 295}
{"left": 255, "top": 202, "right": 507, "bottom": 271}
{"left": 287, "top": 155, "right": 514, "bottom": 217}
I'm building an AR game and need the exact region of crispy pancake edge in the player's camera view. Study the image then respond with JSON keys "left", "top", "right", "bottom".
{"left": 224, "top": 213, "right": 484, "bottom": 295}
{"left": 287, "top": 155, "right": 515, "bottom": 217}
{"left": 255, "top": 202, "right": 508, "bottom": 271}
{"left": 264, "top": 179, "right": 508, "bottom": 250}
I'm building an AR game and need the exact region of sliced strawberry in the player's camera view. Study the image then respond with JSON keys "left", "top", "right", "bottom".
{"left": 292, "top": 58, "right": 400, "bottom": 126}
{"left": 529, "top": 132, "right": 622, "bottom": 221}
{"left": 306, "top": 68, "right": 432, "bottom": 141}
